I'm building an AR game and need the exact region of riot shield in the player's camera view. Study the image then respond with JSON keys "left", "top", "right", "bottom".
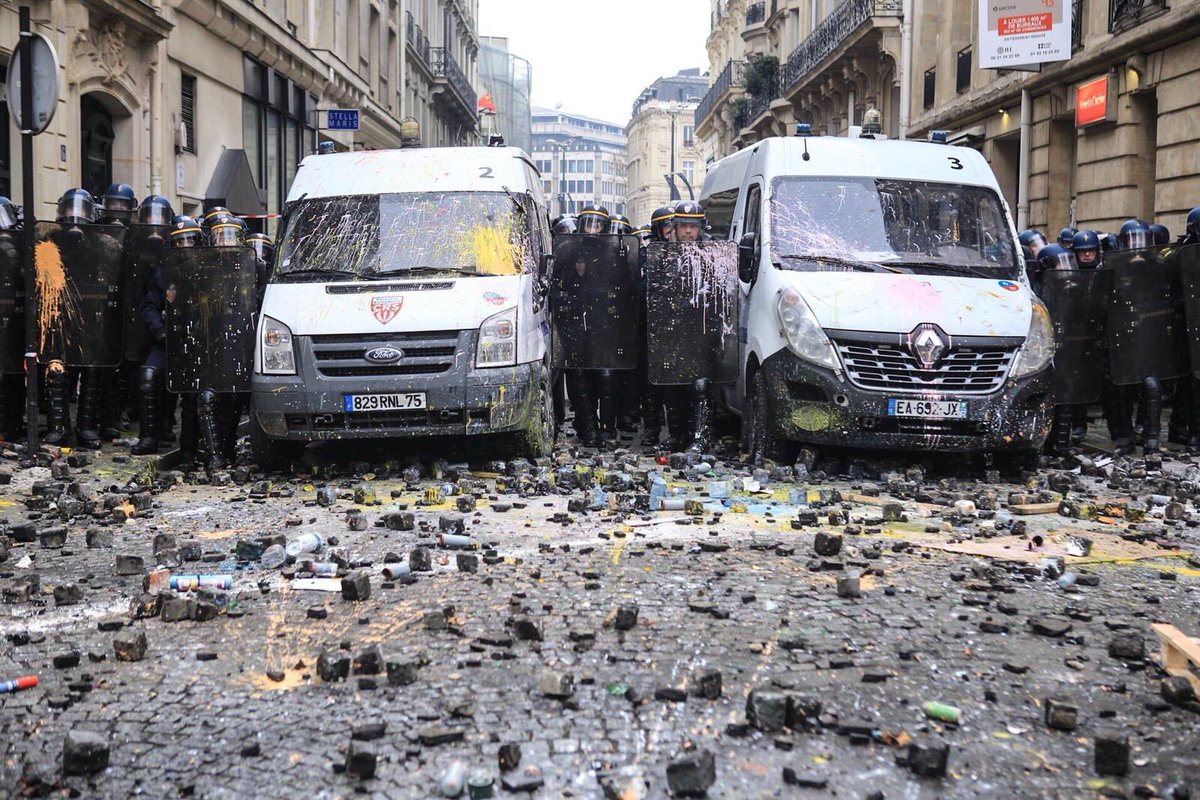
{"left": 0, "top": 232, "right": 23, "bottom": 374}
{"left": 123, "top": 224, "right": 170, "bottom": 361}
{"left": 645, "top": 241, "right": 739, "bottom": 386}
{"left": 1106, "top": 247, "right": 1190, "bottom": 386}
{"left": 163, "top": 246, "right": 258, "bottom": 393}
{"left": 1040, "top": 268, "right": 1112, "bottom": 404}
{"left": 1177, "top": 243, "right": 1200, "bottom": 373}
{"left": 550, "top": 234, "right": 640, "bottom": 370}
{"left": 33, "top": 221, "right": 127, "bottom": 368}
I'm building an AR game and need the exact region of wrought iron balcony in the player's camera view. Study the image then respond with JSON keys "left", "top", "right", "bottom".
{"left": 735, "top": 75, "right": 779, "bottom": 130}
{"left": 1109, "top": 0, "right": 1169, "bottom": 32}
{"left": 696, "top": 60, "right": 746, "bottom": 129}
{"left": 780, "top": 0, "right": 902, "bottom": 93}
{"left": 406, "top": 12, "right": 431, "bottom": 69}
{"left": 432, "top": 47, "right": 477, "bottom": 118}
{"left": 746, "top": 2, "right": 766, "bottom": 26}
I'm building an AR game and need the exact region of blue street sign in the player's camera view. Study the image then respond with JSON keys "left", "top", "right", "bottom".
{"left": 326, "top": 109, "right": 359, "bottom": 131}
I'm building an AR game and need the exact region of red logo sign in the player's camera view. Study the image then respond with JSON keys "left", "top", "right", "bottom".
{"left": 1075, "top": 76, "right": 1109, "bottom": 127}
{"left": 370, "top": 295, "right": 403, "bottom": 324}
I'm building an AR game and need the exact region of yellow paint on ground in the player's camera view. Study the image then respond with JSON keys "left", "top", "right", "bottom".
{"left": 246, "top": 668, "right": 307, "bottom": 693}
{"left": 612, "top": 538, "right": 628, "bottom": 566}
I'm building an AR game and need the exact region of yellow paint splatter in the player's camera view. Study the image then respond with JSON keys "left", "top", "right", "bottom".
{"left": 461, "top": 222, "right": 521, "bottom": 276}
{"left": 34, "top": 239, "right": 77, "bottom": 352}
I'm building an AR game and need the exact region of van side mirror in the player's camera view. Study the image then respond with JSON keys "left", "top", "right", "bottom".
{"left": 539, "top": 252, "right": 554, "bottom": 279}
{"left": 738, "top": 232, "right": 759, "bottom": 284}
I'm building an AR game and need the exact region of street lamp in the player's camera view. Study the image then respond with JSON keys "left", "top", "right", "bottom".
{"left": 544, "top": 136, "right": 578, "bottom": 217}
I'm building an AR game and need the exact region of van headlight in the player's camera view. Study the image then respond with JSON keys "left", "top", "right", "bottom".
{"left": 476, "top": 307, "right": 517, "bottom": 367}
{"left": 777, "top": 288, "right": 838, "bottom": 370}
{"left": 1010, "top": 300, "right": 1054, "bottom": 379}
{"left": 260, "top": 316, "right": 296, "bottom": 375}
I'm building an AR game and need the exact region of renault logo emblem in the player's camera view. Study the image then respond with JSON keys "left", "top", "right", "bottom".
{"left": 907, "top": 323, "right": 948, "bottom": 370}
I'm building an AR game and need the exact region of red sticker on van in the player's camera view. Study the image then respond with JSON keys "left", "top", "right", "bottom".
{"left": 370, "top": 296, "right": 403, "bottom": 324}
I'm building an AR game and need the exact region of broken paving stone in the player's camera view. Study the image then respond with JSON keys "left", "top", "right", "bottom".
{"left": 351, "top": 722, "right": 387, "bottom": 741}
{"left": 409, "top": 546, "right": 433, "bottom": 572}
{"left": 456, "top": 553, "right": 479, "bottom": 573}
{"left": 666, "top": 749, "right": 716, "bottom": 797}
{"left": 498, "top": 743, "right": 522, "bottom": 772}
{"left": 782, "top": 767, "right": 828, "bottom": 789}
{"left": 1028, "top": 616, "right": 1072, "bottom": 637}
{"left": 747, "top": 689, "right": 788, "bottom": 732}
{"left": 385, "top": 656, "right": 419, "bottom": 686}
{"left": 1108, "top": 632, "right": 1145, "bottom": 661}
{"left": 1094, "top": 733, "right": 1130, "bottom": 776}
{"left": 513, "top": 618, "right": 543, "bottom": 642}
{"left": 418, "top": 725, "right": 465, "bottom": 746}
{"left": 905, "top": 739, "right": 951, "bottom": 778}
{"left": 62, "top": 731, "right": 109, "bottom": 775}
{"left": 114, "top": 553, "right": 145, "bottom": 575}
{"left": 53, "top": 584, "right": 82, "bottom": 606}
{"left": 352, "top": 646, "right": 384, "bottom": 675}
{"left": 317, "top": 651, "right": 351, "bottom": 682}
{"left": 112, "top": 630, "right": 147, "bottom": 662}
{"left": 881, "top": 502, "right": 906, "bottom": 522}
{"left": 836, "top": 576, "right": 861, "bottom": 598}
{"left": 1044, "top": 699, "right": 1078, "bottom": 731}
{"left": 501, "top": 765, "right": 544, "bottom": 793}
{"left": 691, "top": 669, "right": 722, "bottom": 700}
{"left": 813, "top": 531, "right": 842, "bottom": 556}
{"left": 344, "top": 742, "right": 377, "bottom": 779}
{"left": 611, "top": 602, "right": 639, "bottom": 631}
{"left": 341, "top": 571, "right": 371, "bottom": 601}
{"left": 538, "top": 669, "right": 574, "bottom": 699}
{"left": 1161, "top": 676, "right": 1197, "bottom": 707}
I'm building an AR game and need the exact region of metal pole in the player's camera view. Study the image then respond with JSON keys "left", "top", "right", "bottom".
{"left": 1017, "top": 88, "right": 1031, "bottom": 231}
{"left": 899, "top": 0, "right": 913, "bottom": 140}
{"left": 19, "top": 6, "right": 39, "bottom": 454}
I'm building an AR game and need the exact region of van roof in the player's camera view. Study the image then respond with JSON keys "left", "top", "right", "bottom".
{"left": 701, "top": 136, "right": 1000, "bottom": 197}
{"left": 287, "top": 146, "right": 536, "bottom": 202}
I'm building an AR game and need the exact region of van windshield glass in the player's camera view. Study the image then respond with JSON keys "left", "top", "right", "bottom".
{"left": 276, "top": 192, "right": 532, "bottom": 280}
{"left": 769, "top": 177, "right": 1019, "bottom": 279}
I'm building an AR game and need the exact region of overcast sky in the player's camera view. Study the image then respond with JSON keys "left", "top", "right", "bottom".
{"left": 477, "top": 0, "right": 711, "bottom": 127}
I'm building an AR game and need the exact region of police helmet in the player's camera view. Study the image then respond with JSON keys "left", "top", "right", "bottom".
{"left": 633, "top": 224, "right": 651, "bottom": 243}
{"left": 246, "top": 232, "right": 275, "bottom": 263}
{"left": 1058, "top": 227, "right": 1077, "bottom": 249}
{"left": 138, "top": 195, "right": 175, "bottom": 227}
{"left": 607, "top": 214, "right": 633, "bottom": 236}
{"left": 56, "top": 189, "right": 96, "bottom": 226}
{"left": 0, "top": 197, "right": 18, "bottom": 231}
{"left": 1187, "top": 207, "right": 1200, "bottom": 238}
{"left": 1118, "top": 219, "right": 1151, "bottom": 250}
{"left": 1102, "top": 233, "right": 1120, "bottom": 252}
{"left": 1071, "top": 230, "right": 1102, "bottom": 268}
{"left": 1037, "top": 243, "right": 1077, "bottom": 272}
{"left": 103, "top": 183, "right": 138, "bottom": 213}
{"left": 208, "top": 214, "right": 246, "bottom": 247}
{"left": 1018, "top": 229, "right": 1048, "bottom": 252}
{"left": 650, "top": 206, "right": 675, "bottom": 241}
{"left": 1149, "top": 223, "right": 1170, "bottom": 246}
{"left": 169, "top": 216, "right": 203, "bottom": 248}
{"left": 577, "top": 204, "right": 610, "bottom": 235}
{"left": 201, "top": 206, "right": 230, "bottom": 230}
{"left": 673, "top": 201, "right": 706, "bottom": 241}
{"left": 552, "top": 214, "right": 578, "bottom": 235}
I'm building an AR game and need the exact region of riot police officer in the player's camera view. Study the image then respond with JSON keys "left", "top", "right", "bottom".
{"left": 1037, "top": 245, "right": 1079, "bottom": 454}
{"left": 1182, "top": 208, "right": 1200, "bottom": 246}
{"left": 1071, "top": 229, "right": 1102, "bottom": 268}
{"left": 197, "top": 215, "right": 249, "bottom": 468}
{"left": 576, "top": 204, "right": 608, "bottom": 236}
{"left": 551, "top": 214, "right": 578, "bottom": 235}
{"left": 563, "top": 203, "right": 610, "bottom": 445}
{"left": 1119, "top": 219, "right": 1151, "bottom": 250}
{"left": 1058, "top": 227, "right": 1077, "bottom": 250}
{"left": 1019, "top": 229, "right": 1048, "bottom": 257}
{"left": 1150, "top": 223, "right": 1171, "bottom": 247}
{"left": 92, "top": 183, "right": 143, "bottom": 442}
{"left": 650, "top": 206, "right": 675, "bottom": 243}
{"left": 0, "top": 197, "right": 23, "bottom": 440}
{"left": 607, "top": 214, "right": 633, "bottom": 236}
{"left": 673, "top": 202, "right": 708, "bottom": 243}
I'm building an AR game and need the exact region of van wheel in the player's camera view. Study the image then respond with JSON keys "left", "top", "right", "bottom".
{"left": 250, "top": 417, "right": 305, "bottom": 473}
{"left": 514, "top": 366, "right": 556, "bottom": 459}
{"left": 745, "top": 369, "right": 792, "bottom": 465}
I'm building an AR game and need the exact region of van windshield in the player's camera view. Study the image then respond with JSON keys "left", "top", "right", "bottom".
{"left": 769, "top": 177, "right": 1020, "bottom": 279}
{"left": 276, "top": 192, "right": 532, "bottom": 281}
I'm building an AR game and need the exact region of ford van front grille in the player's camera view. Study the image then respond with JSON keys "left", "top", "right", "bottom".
{"left": 830, "top": 335, "right": 1017, "bottom": 395}
{"left": 307, "top": 332, "right": 464, "bottom": 379}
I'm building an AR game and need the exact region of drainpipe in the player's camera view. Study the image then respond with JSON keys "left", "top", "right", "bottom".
{"left": 847, "top": 89, "right": 855, "bottom": 134}
{"left": 399, "top": 0, "right": 407, "bottom": 119}
{"left": 1017, "top": 88, "right": 1031, "bottom": 231}
{"left": 150, "top": 0, "right": 164, "bottom": 195}
{"left": 899, "top": 0, "right": 912, "bottom": 139}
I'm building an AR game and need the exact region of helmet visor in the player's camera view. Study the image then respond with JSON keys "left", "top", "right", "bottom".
{"left": 1045, "top": 250, "right": 1078, "bottom": 271}
{"left": 579, "top": 214, "right": 606, "bottom": 235}
{"left": 0, "top": 204, "right": 17, "bottom": 230}
{"left": 210, "top": 225, "right": 243, "bottom": 247}
{"left": 1122, "top": 229, "right": 1150, "bottom": 250}
{"left": 58, "top": 196, "right": 95, "bottom": 223}
{"left": 139, "top": 204, "right": 172, "bottom": 226}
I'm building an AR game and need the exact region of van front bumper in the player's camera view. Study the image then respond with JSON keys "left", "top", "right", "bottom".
{"left": 252, "top": 331, "right": 542, "bottom": 442}
{"left": 759, "top": 349, "right": 1052, "bottom": 453}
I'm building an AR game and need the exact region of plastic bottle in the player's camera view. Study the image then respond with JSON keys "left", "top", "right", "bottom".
{"left": 922, "top": 701, "right": 961, "bottom": 724}
{"left": 285, "top": 532, "right": 322, "bottom": 558}
{"left": 440, "top": 759, "right": 467, "bottom": 797}
{"left": 648, "top": 474, "right": 667, "bottom": 506}
{"left": 260, "top": 544, "right": 287, "bottom": 570}
{"left": 1057, "top": 572, "right": 1078, "bottom": 590}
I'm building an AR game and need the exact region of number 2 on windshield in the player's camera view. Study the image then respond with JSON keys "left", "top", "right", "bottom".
{"left": 479, "top": 167, "right": 494, "bottom": 179}
{"left": 947, "top": 157, "right": 963, "bottom": 170}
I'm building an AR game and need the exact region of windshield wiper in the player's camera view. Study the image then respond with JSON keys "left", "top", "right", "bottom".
{"left": 371, "top": 266, "right": 479, "bottom": 278}
{"left": 887, "top": 260, "right": 1002, "bottom": 279}
{"left": 275, "top": 268, "right": 359, "bottom": 282}
{"left": 777, "top": 255, "right": 906, "bottom": 273}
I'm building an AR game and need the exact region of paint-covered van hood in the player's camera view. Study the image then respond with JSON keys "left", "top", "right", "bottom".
{"left": 261, "top": 276, "right": 522, "bottom": 335}
{"left": 783, "top": 272, "right": 1032, "bottom": 338}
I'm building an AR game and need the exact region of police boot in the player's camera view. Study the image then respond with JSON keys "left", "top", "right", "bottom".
{"left": 1102, "top": 383, "right": 1134, "bottom": 450}
{"left": 178, "top": 395, "right": 199, "bottom": 468}
{"left": 596, "top": 369, "right": 619, "bottom": 445}
{"left": 1070, "top": 405, "right": 1090, "bottom": 445}
{"left": 74, "top": 369, "right": 103, "bottom": 449}
{"left": 641, "top": 384, "right": 663, "bottom": 446}
{"left": 99, "top": 367, "right": 123, "bottom": 440}
{"left": 159, "top": 391, "right": 178, "bottom": 444}
{"left": 130, "top": 368, "right": 161, "bottom": 456}
{"left": 617, "top": 370, "right": 642, "bottom": 433}
{"left": 565, "top": 372, "right": 598, "bottom": 447}
{"left": 1047, "top": 405, "right": 1074, "bottom": 455}
{"left": 198, "top": 389, "right": 228, "bottom": 471}
{"left": 664, "top": 387, "right": 692, "bottom": 451}
{"left": 1167, "top": 377, "right": 1192, "bottom": 446}
{"left": 687, "top": 378, "right": 711, "bottom": 454}
{"left": 43, "top": 362, "right": 71, "bottom": 446}
{"left": 218, "top": 396, "right": 242, "bottom": 466}
{"left": 1142, "top": 376, "right": 1163, "bottom": 453}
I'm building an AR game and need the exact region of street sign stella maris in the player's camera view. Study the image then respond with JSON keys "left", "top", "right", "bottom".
{"left": 324, "top": 108, "right": 360, "bottom": 131}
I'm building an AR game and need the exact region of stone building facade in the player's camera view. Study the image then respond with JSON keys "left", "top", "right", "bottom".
{"left": 625, "top": 70, "right": 709, "bottom": 226}
{"left": 0, "top": 0, "right": 478, "bottom": 227}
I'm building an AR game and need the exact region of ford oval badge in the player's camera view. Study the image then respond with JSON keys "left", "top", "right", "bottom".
{"left": 364, "top": 346, "right": 404, "bottom": 364}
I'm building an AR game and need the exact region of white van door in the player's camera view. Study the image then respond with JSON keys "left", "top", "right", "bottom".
{"left": 730, "top": 176, "right": 765, "bottom": 415}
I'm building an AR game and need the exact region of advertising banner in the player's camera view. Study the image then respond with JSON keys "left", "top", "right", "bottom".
{"left": 979, "top": 0, "right": 1072, "bottom": 69}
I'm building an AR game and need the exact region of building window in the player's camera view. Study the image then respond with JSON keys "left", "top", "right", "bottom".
{"left": 241, "top": 55, "right": 316, "bottom": 223}
{"left": 682, "top": 160, "right": 695, "bottom": 187}
{"left": 956, "top": 47, "right": 971, "bottom": 94}
{"left": 181, "top": 74, "right": 197, "bottom": 154}
{"left": 585, "top": 180, "right": 594, "bottom": 194}
{"left": 923, "top": 67, "right": 936, "bottom": 109}
{"left": 683, "top": 125, "right": 694, "bottom": 145}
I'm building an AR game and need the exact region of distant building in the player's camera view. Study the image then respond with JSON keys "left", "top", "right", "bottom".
{"left": 532, "top": 107, "right": 627, "bottom": 218}
{"left": 478, "top": 37, "right": 533, "bottom": 153}
{"left": 625, "top": 70, "right": 709, "bottom": 226}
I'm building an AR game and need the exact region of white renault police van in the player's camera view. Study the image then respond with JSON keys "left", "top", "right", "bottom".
{"left": 250, "top": 146, "right": 556, "bottom": 467}
{"left": 700, "top": 132, "right": 1053, "bottom": 460}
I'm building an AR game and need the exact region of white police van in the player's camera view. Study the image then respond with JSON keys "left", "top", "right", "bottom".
{"left": 699, "top": 129, "right": 1053, "bottom": 460}
{"left": 250, "top": 145, "right": 556, "bottom": 467}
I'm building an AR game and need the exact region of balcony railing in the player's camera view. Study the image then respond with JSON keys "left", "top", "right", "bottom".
{"left": 432, "top": 47, "right": 477, "bottom": 114}
{"left": 696, "top": 60, "right": 746, "bottom": 128}
{"left": 1109, "top": 0, "right": 1168, "bottom": 32}
{"left": 1072, "top": 0, "right": 1084, "bottom": 48}
{"left": 735, "top": 75, "right": 779, "bottom": 130}
{"left": 746, "top": 2, "right": 766, "bottom": 26}
{"left": 780, "top": 0, "right": 901, "bottom": 93}
{"left": 406, "top": 12, "right": 431, "bottom": 69}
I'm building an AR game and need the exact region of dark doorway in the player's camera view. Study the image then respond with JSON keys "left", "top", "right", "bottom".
{"left": 80, "top": 95, "right": 114, "bottom": 198}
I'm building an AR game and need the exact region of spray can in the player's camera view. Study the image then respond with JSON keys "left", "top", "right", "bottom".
{"left": 0, "top": 675, "right": 37, "bottom": 693}
{"left": 922, "top": 701, "right": 961, "bottom": 724}
{"left": 170, "top": 575, "right": 233, "bottom": 591}
{"left": 381, "top": 563, "right": 411, "bottom": 580}
{"left": 439, "top": 534, "right": 476, "bottom": 550}
{"left": 285, "top": 532, "right": 322, "bottom": 558}
{"left": 304, "top": 562, "right": 340, "bottom": 577}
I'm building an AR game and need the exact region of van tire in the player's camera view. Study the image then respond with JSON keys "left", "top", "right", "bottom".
{"left": 746, "top": 369, "right": 791, "bottom": 465}
{"left": 513, "top": 365, "right": 556, "bottom": 459}
{"left": 250, "top": 417, "right": 305, "bottom": 473}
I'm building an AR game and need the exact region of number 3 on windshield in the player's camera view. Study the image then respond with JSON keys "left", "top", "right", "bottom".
{"left": 947, "top": 157, "right": 964, "bottom": 170}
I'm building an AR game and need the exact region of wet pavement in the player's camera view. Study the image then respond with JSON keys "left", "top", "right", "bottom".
{"left": 1, "top": 421, "right": 1199, "bottom": 799}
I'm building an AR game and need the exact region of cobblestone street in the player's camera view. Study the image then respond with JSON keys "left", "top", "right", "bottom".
{"left": 1, "top": 430, "right": 1198, "bottom": 798}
